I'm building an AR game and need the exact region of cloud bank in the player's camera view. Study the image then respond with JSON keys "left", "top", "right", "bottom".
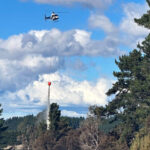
{"left": 0, "top": 28, "right": 122, "bottom": 91}
{"left": 7, "top": 72, "right": 113, "bottom": 107}
{"left": 1, "top": 72, "right": 113, "bottom": 118}
{"left": 0, "top": 29, "right": 122, "bottom": 57}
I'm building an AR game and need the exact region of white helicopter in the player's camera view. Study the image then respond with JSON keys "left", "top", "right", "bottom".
{"left": 45, "top": 12, "right": 59, "bottom": 21}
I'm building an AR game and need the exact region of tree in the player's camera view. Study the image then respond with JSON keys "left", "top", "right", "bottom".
{"left": 130, "top": 115, "right": 150, "bottom": 150}
{"left": 79, "top": 116, "right": 128, "bottom": 150}
{"left": 134, "top": 0, "right": 150, "bottom": 29}
{"left": 79, "top": 117, "right": 101, "bottom": 150}
{"left": 0, "top": 104, "right": 8, "bottom": 148}
{"left": 49, "top": 103, "right": 61, "bottom": 132}
{"left": 0, "top": 104, "right": 5, "bottom": 135}
{"left": 49, "top": 103, "right": 71, "bottom": 140}
{"left": 31, "top": 103, "right": 71, "bottom": 150}
{"left": 32, "top": 131, "right": 56, "bottom": 150}
{"left": 91, "top": 0, "right": 150, "bottom": 147}
{"left": 53, "top": 129, "right": 82, "bottom": 150}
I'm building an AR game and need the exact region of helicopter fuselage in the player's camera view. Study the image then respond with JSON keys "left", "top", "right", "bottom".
{"left": 45, "top": 12, "right": 59, "bottom": 21}
{"left": 51, "top": 14, "right": 59, "bottom": 21}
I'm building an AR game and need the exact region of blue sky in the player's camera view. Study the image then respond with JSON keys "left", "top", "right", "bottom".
{"left": 0, "top": 0, "right": 149, "bottom": 119}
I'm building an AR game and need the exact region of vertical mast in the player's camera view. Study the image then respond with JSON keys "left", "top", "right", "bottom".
{"left": 47, "top": 81, "right": 51, "bottom": 130}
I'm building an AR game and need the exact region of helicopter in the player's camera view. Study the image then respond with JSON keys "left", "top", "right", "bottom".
{"left": 45, "top": 12, "right": 59, "bottom": 21}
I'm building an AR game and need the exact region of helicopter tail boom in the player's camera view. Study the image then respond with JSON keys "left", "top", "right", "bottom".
{"left": 45, "top": 15, "right": 51, "bottom": 20}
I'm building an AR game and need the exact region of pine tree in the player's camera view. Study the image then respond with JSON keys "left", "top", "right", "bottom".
{"left": 91, "top": 0, "right": 150, "bottom": 147}
{"left": 49, "top": 103, "right": 70, "bottom": 140}
{"left": 49, "top": 103, "right": 61, "bottom": 132}
{"left": 106, "top": 49, "right": 146, "bottom": 146}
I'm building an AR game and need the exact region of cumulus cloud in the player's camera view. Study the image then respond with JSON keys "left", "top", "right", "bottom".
{"left": 6, "top": 72, "right": 113, "bottom": 108}
{"left": 0, "top": 56, "right": 63, "bottom": 91}
{"left": 0, "top": 28, "right": 123, "bottom": 91}
{"left": 0, "top": 29, "right": 122, "bottom": 58}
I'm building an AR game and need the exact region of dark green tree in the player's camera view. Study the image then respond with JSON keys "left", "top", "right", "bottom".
{"left": 49, "top": 103, "right": 61, "bottom": 131}
{"left": 0, "top": 104, "right": 7, "bottom": 135}
{"left": 91, "top": 0, "right": 150, "bottom": 147}
{"left": 0, "top": 104, "right": 8, "bottom": 148}
{"left": 106, "top": 44, "right": 150, "bottom": 145}
{"left": 0, "top": 104, "right": 4, "bottom": 134}
{"left": 49, "top": 103, "right": 70, "bottom": 140}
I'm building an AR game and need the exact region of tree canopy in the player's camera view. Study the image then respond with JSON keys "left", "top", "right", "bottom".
{"left": 90, "top": 0, "right": 150, "bottom": 147}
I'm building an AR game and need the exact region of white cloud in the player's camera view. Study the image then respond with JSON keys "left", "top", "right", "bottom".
{"left": 28, "top": 0, "right": 113, "bottom": 9}
{"left": 74, "top": 30, "right": 91, "bottom": 47}
{"left": 120, "top": 3, "right": 148, "bottom": 36}
{"left": 0, "top": 28, "right": 122, "bottom": 91}
{"left": 0, "top": 56, "right": 63, "bottom": 91}
{"left": 61, "top": 110, "right": 86, "bottom": 118}
{"left": 0, "top": 29, "right": 122, "bottom": 58}
{"left": 89, "top": 14, "right": 116, "bottom": 33}
{"left": 7, "top": 72, "right": 113, "bottom": 108}
{"left": 87, "top": 2, "right": 150, "bottom": 49}
{"left": 119, "top": 2, "right": 150, "bottom": 48}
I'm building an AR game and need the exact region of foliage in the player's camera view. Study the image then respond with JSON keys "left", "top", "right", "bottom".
{"left": 2, "top": 104, "right": 85, "bottom": 149}
{"left": 105, "top": 42, "right": 150, "bottom": 145}
{"left": 17, "top": 115, "right": 36, "bottom": 132}
{"left": 90, "top": 0, "right": 150, "bottom": 147}
{"left": 48, "top": 103, "right": 72, "bottom": 141}
{"left": 61, "top": 116, "right": 84, "bottom": 129}
{"left": 55, "top": 129, "right": 82, "bottom": 150}
{"left": 32, "top": 131, "right": 56, "bottom": 150}
{"left": 130, "top": 116, "right": 150, "bottom": 150}
{"left": 79, "top": 117, "right": 128, "bottom": 150}
{"left": 0, "top": 115, "right": 36, "bottom": 148}
{"left": 0, "top": 130, "right": 20, "bottom": 148}
{"left": 0, "top": 104, "right": 8, "bottom": 148}
{"left": 32, "top": 115, "right": 128, "bottom": 150}
{"left": 0, "top": 104, "right": 6, "bottom": 134}
{"left": 134, "top": 0, "right": 150, "bottom": 29}
{"left": 20, "top": 103, "right": 75, "bottom": 149}
{"left": 32, "top": 128, "right": 81, "bottom": 150}
{"left": 49, "top": 103, "right": 61, "bottom": 132}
